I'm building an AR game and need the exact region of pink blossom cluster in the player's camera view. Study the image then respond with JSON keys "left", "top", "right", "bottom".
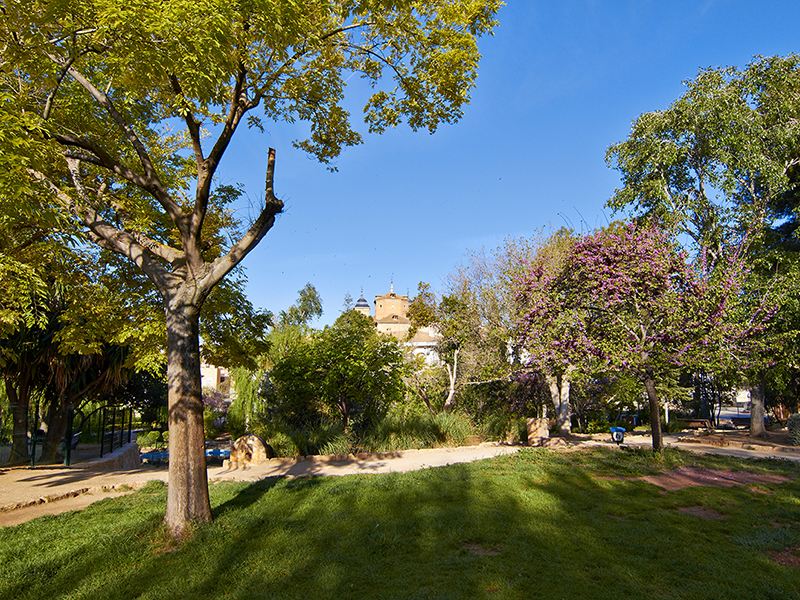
{"left": 515, "top": 222, "right": 767, "bottom": 379}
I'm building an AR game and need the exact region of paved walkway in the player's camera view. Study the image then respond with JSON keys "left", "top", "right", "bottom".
{"left": 2, "top": 430, "right": 798, "bottom": 526}
{"left": 0, "top": 443, "right": 523, "bottom": 525}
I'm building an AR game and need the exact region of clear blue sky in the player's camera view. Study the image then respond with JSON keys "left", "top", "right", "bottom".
{"left": 219, "top": 1, "right": 800, "bottom": 327}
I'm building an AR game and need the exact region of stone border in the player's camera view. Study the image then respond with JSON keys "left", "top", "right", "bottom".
{"left": 77, "top": 442, "right": 142, "bottom": 470}
{"left": 0, "top": 481, "right": 149, "bottom": 513}
{"left": 221, "top": 441, "right": 519, "bottom": 469}
{"left": 676, "top": 435, "right": 800, "bottom": 454}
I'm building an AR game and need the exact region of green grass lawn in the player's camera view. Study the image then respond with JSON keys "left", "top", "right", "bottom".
{"left": 2, "top": 448, "right": 799, "bottom": 600}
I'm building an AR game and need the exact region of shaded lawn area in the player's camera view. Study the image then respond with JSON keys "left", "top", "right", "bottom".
{"left": 2, "top": 448, "right": 800, "bottom": 600}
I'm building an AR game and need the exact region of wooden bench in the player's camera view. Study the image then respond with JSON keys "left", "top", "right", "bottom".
{"left": 676, "top": 418, "right": 713, "bottom": 430}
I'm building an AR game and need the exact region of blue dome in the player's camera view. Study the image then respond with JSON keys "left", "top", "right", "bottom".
{"left": 355, "top": 296, "right": 369, "bottom": 308}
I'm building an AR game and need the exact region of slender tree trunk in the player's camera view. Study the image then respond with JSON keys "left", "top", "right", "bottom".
{"left": 443, "top": 348, "right": 458, "bottom": 409}
{"left": 749, "top": 379, "right": 767, "bottom": 438}
{"left": 644, "top": 375, "right": 663, "bottom": 453}
{"left": 6, "top": 376, "right": 30, "bottom": 463}
{"left": 164, "top": 301, "right": 212, "bottom": 536}
{"left": 339, "top": 395, "right": 350, "bottom": 434}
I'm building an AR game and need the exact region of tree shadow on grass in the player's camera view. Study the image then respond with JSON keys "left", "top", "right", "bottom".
{"left": 3, "top": 451, "right": 800, "bottom": 600}
{"left": 208, "top": 476, "right": 284, "bottom": 516}
{"left": 71, "top": 464, "right": 534, "bottom": 599}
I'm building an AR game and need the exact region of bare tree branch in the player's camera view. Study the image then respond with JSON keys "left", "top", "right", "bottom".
{"left": 204, "top": 148, "right": 283, "bottom": 289}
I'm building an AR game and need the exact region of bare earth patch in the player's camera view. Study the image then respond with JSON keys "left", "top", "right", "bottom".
{"left": 677, "top": 505, "right": 727, "bottom": 519}
{"left": 639, "top": 468, "right": 790, "bottom": 491}
{"left": 767, "top": 546, "right": 800, "bottom": 569}
{"left": 463, "top": 542, "right": 501, "bottom": 556}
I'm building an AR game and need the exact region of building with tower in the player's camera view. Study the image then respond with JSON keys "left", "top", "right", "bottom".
{"left": 373, "top": 284, "right": 412, "bottom": 338}
{"left": 353, "top": 284, "right": 440, "bottom": 364}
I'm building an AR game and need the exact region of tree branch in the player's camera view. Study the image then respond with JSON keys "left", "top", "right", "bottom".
{"left": 169, "top": 74, "right": 204, "bottom": 167}
{"left": 29, "top": 165, "right": 184, "bottom": 288}
{"left": 195, "top": 63, "right": 249, "bottom": 216}
{"left": 56, "top": 134, "right": 151, "bottom": 189}
{"left": 44, "top": 52, "right": 185, "bottom": 230}
{"left": 204, "top": 148, "right": 283, "bottom": 289}
{"left": 42, "top": 56, "right": 75, "bottom": 120}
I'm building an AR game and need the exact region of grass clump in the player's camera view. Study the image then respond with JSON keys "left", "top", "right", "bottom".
{"left": 252, "top": 411, "right": 480, "bottom": 457}
{"left": 2, "top": 449, "right": 799, "bottom": 599}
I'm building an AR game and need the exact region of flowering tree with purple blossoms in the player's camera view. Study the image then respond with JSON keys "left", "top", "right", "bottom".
{"left": 512, "top": 229, "right": 578, "bottom": 433}
{"left": 518, "top": 222, "right": 750, "bottom": 452}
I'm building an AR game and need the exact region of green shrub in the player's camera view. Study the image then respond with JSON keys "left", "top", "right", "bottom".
{"left": 356, "top": 410, "right": 478, "bottom": 453}
{"left": 359, "top": 412, "right": 444, "bottom": 453}
{"left": 482, "top": 413, "right": 526, "bottom": 443}
{"left": 433, "top": 411, "right": 476, "bottom": 446}
{"left": 662, "top": 420, "right": 686, "bottom": 434}
{"left": 249, "top": 421, "right": 346, "bottom": 457}
{"left": 246, "top": 409, "right": 480, "bottom": 457}
{"left": 136, "top": 430, "right": 163, "bottom": 448}
{"left": 261, "top": 431, "right": 295, "bottom": 457}
{"left": 611, "top": 420, "right": 636, "bottom": 432}
{"left": 203, "top": 407, "right": 224, "bottom": 440}
{"left": 788, "top": 413, "right": 800, "bottom": 446}
{"left": 319, "top": 433, "right": 353, "bottom": 456}
{"left": 587, "top": 420, "right": 610, "bottom": 434}
{"left": 587, "top": 419, "right": 636, "bottom": 434}
{"left": 226, "top": 400, "right": 248, "bottom": 439}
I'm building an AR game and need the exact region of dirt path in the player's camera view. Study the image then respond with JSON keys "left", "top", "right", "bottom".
{"left": 0, "top": 443, "right": 521, "bottom": 527}
{"left": 0, "top": 489, "right": 137, "bottom": 527}
{"left": 3, "top": 430, "right": 799, "bottom": 527}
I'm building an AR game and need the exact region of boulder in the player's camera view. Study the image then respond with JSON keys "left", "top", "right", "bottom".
{"left": 526, "top": 418, "right": 550, "bottom": 445}
{"left": 229, "top": 434, "right": 275, "bottom": 468}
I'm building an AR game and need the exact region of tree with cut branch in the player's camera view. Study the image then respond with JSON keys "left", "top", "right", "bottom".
{"left": 1, "top": 0, "right": 501, "bottom": 535}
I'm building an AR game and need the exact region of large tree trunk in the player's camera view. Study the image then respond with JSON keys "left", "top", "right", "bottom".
{"left": 41, "top": 396, "right": 69, "bottom": 463}
{"left": 6, "top": 376, "right": 31, "bottom": 464}
{"left": 164, "top": 301, "right": 212, "bottom": 536}
{"left": 749, "top": 379, "right": 767, "bottom": 438}
{"left": 546, "top": 366, "right": 574, "bottom": 434}
{"left": 644, "top": 375, "right": 664, "bottom": 453}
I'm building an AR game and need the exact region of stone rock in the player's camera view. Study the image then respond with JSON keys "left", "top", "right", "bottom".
{"left": 541, "top": 437, "right": 568, "bottom": 449}
{"left": 229, "top": 435, "right": 275, "bottom": 467}
{"left": 526, "top": 418, "right": 550, "bottom": 445}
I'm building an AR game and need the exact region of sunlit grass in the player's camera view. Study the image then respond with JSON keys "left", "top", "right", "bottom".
{"left": 1, "top": 449, "right": 799, "bottom": 599}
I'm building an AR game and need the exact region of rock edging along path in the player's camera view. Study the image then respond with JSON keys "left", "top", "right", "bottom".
{"left": 675, "top": 433, "right": 800, "bottom": 455}
{"left": 0, "top": 442, "right": 522, "bottom": 516}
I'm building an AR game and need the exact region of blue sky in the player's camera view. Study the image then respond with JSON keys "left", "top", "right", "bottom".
{"left": 218, "top": 1, "right": 800, "bottom": 327}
